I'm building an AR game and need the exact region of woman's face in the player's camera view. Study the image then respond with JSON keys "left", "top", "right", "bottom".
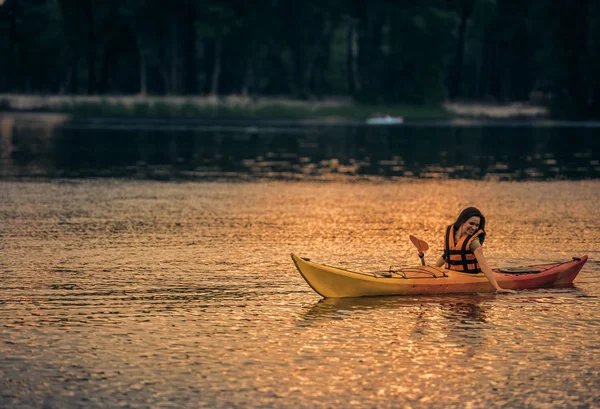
{"left": 461, "top": 216, "right": 481, "bottom": 235}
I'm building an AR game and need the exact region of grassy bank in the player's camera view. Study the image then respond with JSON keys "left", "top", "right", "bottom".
{"left": 59, "top": 100, "right": 453, "bottom": 120}
{"left": 0, "top": 94, "right": 547, "bottom": 120}
{"left": 0, "top": 94, "right": 451, "bottom": 120}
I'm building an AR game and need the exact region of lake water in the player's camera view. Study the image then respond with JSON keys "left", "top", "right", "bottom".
{"left": 1, "top": 113, "right": 599, "bottom": 408}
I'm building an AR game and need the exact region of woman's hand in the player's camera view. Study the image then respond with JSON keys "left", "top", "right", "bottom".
{"left": 473, "top": 248, "right": 518, "bottom": 294}
{"left": 495, "top": 287, "right": 517, "bottom": 294}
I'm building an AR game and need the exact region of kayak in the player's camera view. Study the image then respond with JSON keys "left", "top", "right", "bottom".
{"left": 365, "top": 116, "right": 404, "bottom": 125}
{"left": 291, "top": 253, "right": 588, "bottom": 298}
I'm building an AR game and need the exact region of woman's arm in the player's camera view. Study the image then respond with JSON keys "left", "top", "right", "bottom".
{"left": 435, "top": 256, "right": 445, "bottom": 267}
{"left": 473, "top": 247, "right": 516, "bottom": 293}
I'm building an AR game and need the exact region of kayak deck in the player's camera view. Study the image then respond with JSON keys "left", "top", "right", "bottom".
{"left": 291, "top": 254, "right": 588, "bottom": 298}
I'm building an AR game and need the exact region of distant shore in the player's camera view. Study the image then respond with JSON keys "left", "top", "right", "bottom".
{"left": 0, "top": 94, "right": 548, "bottom": 121}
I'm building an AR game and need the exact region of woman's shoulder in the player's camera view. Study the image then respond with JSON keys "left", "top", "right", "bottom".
{"left": 470, "top": 237, "right": 482, "bottom": 251}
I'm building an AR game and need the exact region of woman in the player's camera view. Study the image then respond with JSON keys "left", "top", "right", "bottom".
{"left": 435, "top": 207, "right": 515, "bottom": 293}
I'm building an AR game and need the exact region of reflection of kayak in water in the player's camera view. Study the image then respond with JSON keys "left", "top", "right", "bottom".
{"left": 291, "top": 254, "right": 588, "bottom": 298}
{"left": 298, "top": 296, "right": 490, "bottom": 327}
{"left": 365, "top": 116, "right": 404, "bottom": 125}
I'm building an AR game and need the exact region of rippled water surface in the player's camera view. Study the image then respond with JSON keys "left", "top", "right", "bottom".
{"left": 2, "top": 113, "right": 600, "bottom": 180}
{"left": 1, "top": 179, "right": 599, "bottom": 409}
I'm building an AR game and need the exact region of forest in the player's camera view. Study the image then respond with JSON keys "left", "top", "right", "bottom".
{"left": 0, "top": 0, "right": 599, "bottom": 119}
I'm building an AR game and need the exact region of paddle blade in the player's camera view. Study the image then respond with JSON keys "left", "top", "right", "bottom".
{"left": 409, "top": 235, "right": 429, "bottom": 253}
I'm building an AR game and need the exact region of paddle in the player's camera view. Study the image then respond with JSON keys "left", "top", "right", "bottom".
{"left": 409, "top": 235, "right": 429, "bottom": 266}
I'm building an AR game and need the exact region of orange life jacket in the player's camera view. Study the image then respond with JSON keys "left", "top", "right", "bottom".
{"left": 443, "top": 225, "right": 484, "bottom": 274}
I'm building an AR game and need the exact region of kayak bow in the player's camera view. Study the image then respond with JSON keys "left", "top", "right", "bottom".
{"left": 291, "top": 254, "right": 588, "bottom": 298}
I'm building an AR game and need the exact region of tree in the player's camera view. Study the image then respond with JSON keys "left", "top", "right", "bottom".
{"left": 532, "top": 0, "right": 600, "bottom": 118}
{"left": 448, "top": 0, "right": 475, "bottom": 100}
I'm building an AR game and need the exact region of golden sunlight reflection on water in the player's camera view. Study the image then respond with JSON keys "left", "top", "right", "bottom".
{"left": 0, "top": 179, "right": 599, "bottom": 408}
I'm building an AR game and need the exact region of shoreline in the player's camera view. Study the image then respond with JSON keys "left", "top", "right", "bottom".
{"left": 0, "top": 94, "right": 549, "bottom": 121}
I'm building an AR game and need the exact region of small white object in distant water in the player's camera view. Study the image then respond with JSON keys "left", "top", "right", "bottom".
{"left": 365, "top": 115, "right": 404, "bottom": 125}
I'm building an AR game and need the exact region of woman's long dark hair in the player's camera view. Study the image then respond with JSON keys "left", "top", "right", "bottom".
{"left": 453, "top": 207, "right": 486, "bottom": 244}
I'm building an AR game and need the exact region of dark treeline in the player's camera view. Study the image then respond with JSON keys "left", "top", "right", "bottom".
{"left": 1, "top": 0, "right": 599, "bottom": 118}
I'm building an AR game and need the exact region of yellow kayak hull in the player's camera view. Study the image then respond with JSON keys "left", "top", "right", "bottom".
{"left": 291, "top": 253, "right": 587, "bottom": 298}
